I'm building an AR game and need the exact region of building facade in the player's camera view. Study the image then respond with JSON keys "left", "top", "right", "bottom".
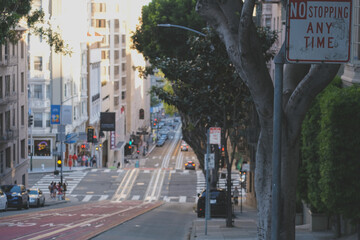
{"left": 0, "top": 29, "right": 29, "bottom": 185}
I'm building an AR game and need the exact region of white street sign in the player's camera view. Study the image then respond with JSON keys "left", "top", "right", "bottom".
{"left": 286, "top": 0, "right": 352, "bottom": 63}
{"left": 209, "top": 127, "right": 221, "bottom": 145}
{"left": 205, "top": 153, "right": 215, "bottom": 170}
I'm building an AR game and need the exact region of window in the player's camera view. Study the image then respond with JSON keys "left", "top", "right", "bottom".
{"left": 34, "top": 113, "right": 42, "bottom": 127}
{"left": 34, "top": 140, "right": 50, "bottom": 156}
{"left": 21, "top": 72, "right": 24, "bottom": 92}
{"left": 92, "top": 3, "right": 106, "bottom": 12}
{"left": 46, "top": 84, "right": 50, "bottom": 99}
{"left": 4, "top": 43, "right": 8, "bottom": 61}
{"left": 21, "top": 139, "right": 25, "bottom": 159}
{"left": 115, "top": 19, "right": 119, "bottom": 29}
{"left": 12, "top": 74, "right": 15, "bottom": 92}
{"left": 13, "top": 143, "right": 16, "bottom": 165}
{"left": 121, "top": 91, "right": 126, "bottom": 100}
{"left": 5, "top": 147, "right": 11, "bottom": 168}
{"left": 115, "top": 50, "right": 119, "bottom": 60}
{"left": 139, "top": 109, "right": 144, "bottom": 119}
{"left": 114, "top": 66, "right": 119, "bottom": 76}
{"left": 5, "top": 75, "right": 10, "bottom": 96}
{"left": 0, "top": 113, "right": 3, "bottom": 137}
{"left": 0, "top": 151, "right": 3, "bottom": 173}
{"left": 115, "top": 35, "right": 119, "bottom": 44}
{"left": 21, "top": 41, "right": 24, "bottom": 58}
{"left": 5, "top": 111, "right": 10, "bottom": 130}
{"left": 12, "top": 109, "right": 15, "bottom": 126}
{"left": 96, "top": 19, "right": 106, "bottom": 28}
{"left": 122, "top": 49, "right": 126, "bottom": 58}
{"left": 46, "top": 113, "right": 50, "bottom": 127}
{"left": 12, "top": 43, "right": 15, "bottom": 56}
{"left": 34, "top": 56, "right": 43, "bottom": 71}
{"left": 122, "top": 34, "right": 126, "bottom": 44}
{"left": 21, "top": 105, "right": 24, "bottom": 126}
{"left": 34, "top": 84, "right": 42, "bottom": 99}
{"left": 101, "top": 50, "right": 109, "bottom": 59}
{"left": 0, "top": 76, "right": 3, "bottom": 98}
{"left": 122, "top": 63, "right": 126, "bottom": 72}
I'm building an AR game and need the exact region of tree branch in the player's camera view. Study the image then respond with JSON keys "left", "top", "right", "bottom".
{"left": 285, "top": 64, "right": 340, "bottom": 142}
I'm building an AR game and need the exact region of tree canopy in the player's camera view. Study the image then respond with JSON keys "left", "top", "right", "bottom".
{"left": 0, "top": 0, "right": 71, "bottom": 54}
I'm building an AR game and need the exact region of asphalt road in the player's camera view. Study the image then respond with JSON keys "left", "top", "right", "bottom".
{"left": 91, "top": 203, "right": 196, "bottom": 240}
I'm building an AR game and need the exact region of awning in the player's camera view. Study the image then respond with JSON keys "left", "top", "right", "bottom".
{"left": 112, "top": 141, "right": 125, "bottom": 151}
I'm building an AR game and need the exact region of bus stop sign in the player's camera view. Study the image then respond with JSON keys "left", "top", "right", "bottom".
{"left": 286, "top": 0, "right": 352, "bottom": 63}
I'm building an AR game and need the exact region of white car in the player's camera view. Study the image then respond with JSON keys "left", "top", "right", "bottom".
{"left": 28, "top": 188, "right": 45, "bottom": 207}
{"left": 0, "top": 188, "right": 8, "bottom": 211}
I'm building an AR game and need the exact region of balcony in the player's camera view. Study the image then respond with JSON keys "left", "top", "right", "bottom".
{"left": 31, "top": 99, "right": 51, "bottom": 109}
{"left": 0, "top": 129, "right": 19, "bottom": 143}
{"left": 30, "top": 70, "right": 51, "bottom": 80}
{"left": 0, "top": 93, "right": 18, "bottom": 105}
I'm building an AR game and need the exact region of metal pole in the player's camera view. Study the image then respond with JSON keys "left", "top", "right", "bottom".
{"left": 271, "top": 45, "right": 285, "bottom": 240}
{"left": 205, "top": 128, "right": 210, "bottom": 235}
{"left": 157, "top": 24, "right": 206, "bottom": 37}
{"left": 60, "top": 124, "right": 63, "bottom": 185}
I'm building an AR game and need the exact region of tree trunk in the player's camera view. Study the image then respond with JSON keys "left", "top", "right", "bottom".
{"left": 226, "top": 162, "right": 233, "bottom": 227}
{"left": 255, "top": 126, "right": 273, "bottom": 239}
{"left": 279, "top": 134, "right": 300, "bottom": 239}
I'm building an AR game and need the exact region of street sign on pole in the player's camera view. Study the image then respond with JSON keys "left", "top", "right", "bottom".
{"left": 205, "top": 153, "right": 215, "bottom": 170}
{"left": 286, "top": 0, "right": 352, "bottom": 63}
{"left": 209, "top": 127, "right": 221, "bottom": 145}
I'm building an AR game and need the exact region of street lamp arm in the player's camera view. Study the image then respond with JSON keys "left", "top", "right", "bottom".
{"left": 157, "top": 24, "right": 206, "bottom": 37}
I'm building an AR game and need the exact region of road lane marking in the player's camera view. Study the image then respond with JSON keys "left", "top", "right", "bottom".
{"left": 22, "top": 202, "right": 162, "bottom": 240}
{"left": 82, "top": 195, "right": 93, "bottom": 202}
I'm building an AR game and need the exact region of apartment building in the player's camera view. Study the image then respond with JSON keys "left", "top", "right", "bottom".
{"left": 0, "top": 29, "right": 29, "bottom": 185}
{"left": 28, "top": 0, "right": 89, "bottom": 169}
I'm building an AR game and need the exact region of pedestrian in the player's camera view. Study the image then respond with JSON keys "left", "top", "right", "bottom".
{"left": 63, "top": 181, "right": 68, "bottom": 199}
{"left": 82, "top": 154, "right": 86, "bottom": 166}
{"left": 73, "top": 154, "right": 78, "bottom": 167}
{"left": 48, "top": 182, "right": 53, "bottom": 199}
{"left": 57, "top": 182, "right": 63, "bottom": 200}
{"left": 52, "top": 182, "right": 57, "bottom": 199}
{"left": 68, "top": 155, "right": 73, "bottom": 170}
{"left": 91, "top": 155, "right": 97, "bottom": 168}
{"left": 233, "top": 186, "right": 239, "bottom": 206}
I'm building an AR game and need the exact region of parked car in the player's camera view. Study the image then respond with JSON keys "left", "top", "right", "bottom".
{"left": 156, "top": 139, "right": 165, "bottom": 147}
{"left": 28, "top": 188, "right": 45, "bottom": 207}
{"left": 185, "top": 161, "right": 196, "bottom": 170}
{"left": 0, "top": 185, "right": 29, "bottom": 210}
{"left": 197, "top": 188, "right": 228, "bottom": 218}
{"left": 0, "top": 188, "right": 8, "bottom": 211}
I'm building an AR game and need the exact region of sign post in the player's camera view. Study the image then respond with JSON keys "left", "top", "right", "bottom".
{"left": 286, "top": 0, "right": 352, "bottom": 63}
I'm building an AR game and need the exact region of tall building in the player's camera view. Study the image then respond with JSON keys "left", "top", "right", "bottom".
{"left": 28, "top": 0, "right": 89, "bottom": 169}
{"left": 0, "top": 26, "right": 29, "bottom": 185}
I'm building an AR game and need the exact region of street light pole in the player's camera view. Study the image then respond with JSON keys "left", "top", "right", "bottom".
{"left": 157, "top": 24, "right": 206, "bottom": 37}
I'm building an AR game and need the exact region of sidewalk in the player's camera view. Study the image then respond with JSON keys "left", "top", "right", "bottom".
{"left": 190, "top": 204, "right": 355, "bottom": 240}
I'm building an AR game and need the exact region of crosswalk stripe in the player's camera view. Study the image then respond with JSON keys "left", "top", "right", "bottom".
{"left": 82, "top": 195, "right": 92, "bottom": 202}
{"left": 99, "top": 195, "right": 108, "bottom": 201}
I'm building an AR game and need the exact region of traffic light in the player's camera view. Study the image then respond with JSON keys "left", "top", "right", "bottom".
{"left": 87, "top": 128, "right": 94, "bottom": 143}
{"left": 137, "top": 150, "right": 140, "bottom": 154}
{"left": 93, "top": 135, "right": 98, "bottom": 143}
{"left": 28, "top": 115, "right": 33, "bottom": 126}
{"left": 57, "top": 156, "right": 62, "bottom": 168}
{"left": 81, "top": 144, "right": 86, "bottom": 149}
{"left": 129, "top": 139, "right": 132, "bottom": 145}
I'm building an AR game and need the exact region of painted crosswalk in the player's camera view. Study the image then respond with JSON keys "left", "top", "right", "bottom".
{"left": 196, "top": 170, "right": 240, "bottom": 194}
{"left": 31, "top": 171, "right": 88, "bottom": 194}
